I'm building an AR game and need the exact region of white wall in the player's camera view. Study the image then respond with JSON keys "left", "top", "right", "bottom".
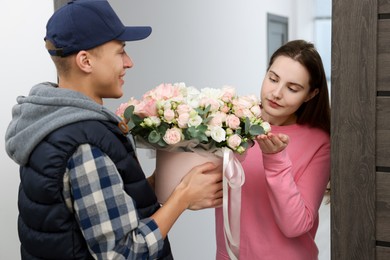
{"left": 0, "top": 1, "right": 56, "bottom": 259}
{"left": 0, "top": 1, "right": 328, "bottom": 259}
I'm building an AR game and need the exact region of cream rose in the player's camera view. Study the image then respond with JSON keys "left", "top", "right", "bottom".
{"left": 226, "top": 114, "right": 241, "bottom": 129}
{"left": 163, "top": 109, "right": 175, "bottom": 123}
{"left": 163, "top": 128, "right": 183, "bottom": 145}
{"left": 227, "top": 134, "right": 242, "bottom": 150}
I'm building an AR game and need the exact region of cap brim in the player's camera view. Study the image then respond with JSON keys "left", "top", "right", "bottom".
{"left": 117, "top": 26, "right": 152, "bottom": 41}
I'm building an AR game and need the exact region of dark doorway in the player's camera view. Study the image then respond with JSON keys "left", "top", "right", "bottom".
{"left": 267, "top": 13, "right": 288, "bottom": 62}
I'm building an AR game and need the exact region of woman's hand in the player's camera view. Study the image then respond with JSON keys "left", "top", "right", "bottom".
{"left": 256, "top": 132, "right": 289, "bottom": 154}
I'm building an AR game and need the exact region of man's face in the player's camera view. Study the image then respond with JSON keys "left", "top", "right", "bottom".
{"left": 88, "top": 40, "right": 133, "bottom": 102}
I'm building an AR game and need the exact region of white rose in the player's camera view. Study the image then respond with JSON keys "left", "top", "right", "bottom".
{"left": 185, "top": 86, "right": 201, "bottom": 98}
{"left": 209, "top": 126, "right": 226, "bottom": 143}
{"left": 143, "top": 116, "right": 161, "bottom": 128}
{"left": 250, "top": 105, "right": 262, "bottom": 117}
{"left": 188, "top": 115, "right": 203, "bottom": 127}
{"left": 200, "top": 87, "right": 222, "bottom": 99}
{"left": 261, "top": 122, "right": 272, "bottom": 133}
{"left": 150, "top": 116, "right": 161, "bottom": 127}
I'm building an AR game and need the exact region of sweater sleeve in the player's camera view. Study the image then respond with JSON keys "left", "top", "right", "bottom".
{"left": 262, "top": 140, "right": 330, "bottom": 238}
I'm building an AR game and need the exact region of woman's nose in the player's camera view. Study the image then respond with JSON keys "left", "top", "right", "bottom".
{"left": 272, "top": 85, "right": 283, "bottom": 100}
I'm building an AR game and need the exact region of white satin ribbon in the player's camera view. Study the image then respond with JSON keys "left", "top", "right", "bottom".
{"left": 222, "top": 147, "right": 245, "bottom": 260}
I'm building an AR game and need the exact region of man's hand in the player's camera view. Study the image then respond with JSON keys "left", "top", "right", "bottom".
{"left": 175, "top": 162, "right": 223, "bottom": 210}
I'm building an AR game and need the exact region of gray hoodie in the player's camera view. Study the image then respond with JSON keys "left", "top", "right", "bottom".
{"left": 5, "top": 82, "right": 123, "bottom": 166}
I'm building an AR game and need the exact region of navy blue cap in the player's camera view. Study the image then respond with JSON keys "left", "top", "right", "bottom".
{"left": 45, "top": 0, "right": 152, "bottom": 57}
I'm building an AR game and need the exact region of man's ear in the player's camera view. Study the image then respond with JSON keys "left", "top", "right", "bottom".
{"left": 305, "top": 88, "right": 319, "bottom": 102}
{"left": 75, "top": 51, "right": 92, "bottom": 73}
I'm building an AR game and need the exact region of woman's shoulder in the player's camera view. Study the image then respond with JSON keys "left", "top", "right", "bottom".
{"left": 272, "top": 124, "right": 330, "bottom": 146}
{"left": 273, "top": 123, "right": 328, "bottom": 136}
{"left": 300, "top": 124, "right": 329, "bottom": 137}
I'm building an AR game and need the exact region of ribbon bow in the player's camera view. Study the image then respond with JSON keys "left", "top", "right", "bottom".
{"left": 222, "top": 147, "right": 245, "bottom": 260}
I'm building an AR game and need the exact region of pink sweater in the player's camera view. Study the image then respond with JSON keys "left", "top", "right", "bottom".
{"left": 215, "top": 124, "right": 330, "bottom": 260}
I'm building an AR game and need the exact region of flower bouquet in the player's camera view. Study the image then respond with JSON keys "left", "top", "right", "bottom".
{"left": 116, "top": 82, "right": 270, "bottom": 154}
{"left": 116, "top": 82, "right": 270, "bottom": 260}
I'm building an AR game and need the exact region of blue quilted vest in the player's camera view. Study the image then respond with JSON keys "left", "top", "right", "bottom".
{"left": 18, "top": 120, "right": 172, "bottom": 259}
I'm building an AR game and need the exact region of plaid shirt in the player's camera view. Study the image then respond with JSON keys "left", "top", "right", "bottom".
{"left": 63, "top": 144, "right": 164, "bottom": 259}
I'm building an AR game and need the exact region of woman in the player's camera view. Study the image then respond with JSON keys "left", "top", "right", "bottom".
{"left": 215, "top": 40, "right": 331, "bottom": 260}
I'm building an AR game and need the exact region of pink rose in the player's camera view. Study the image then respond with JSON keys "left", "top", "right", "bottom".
{"left": 163, "top": 128, "right": 183, "bottom": 144}
{"left": 209, "top": 112, "right": 226, "bottom": 127}
{"left": 233, "top": 107, "right": 253, "bottom": 119}
{"left": 177, "top": 113, "right": 190, "bottom": 128}
{"left": 221, "top": 85, "right": 236, "bottom": 102}
{"left": 147, "top": 83, "right": 181, "bottom": 100}
{"left": 163, "top": 109, "right": 175, "bottom": 122}
{"left": 246, "top": 94, "right": 259, "bottom": 104}
{"left": 241, "top": 108, "right": 254, "bottom": 118}
{"left": 134, "top": 99, "right": 158, "bottom": 117}
{"left": 176, "top": 104, "right": 192, "bottom": 115}
{"left": 220, "top": 104, "right": 230, "bottom": 113}
{"left": 128, "top": 97, "right": 140, "bottom": 107}
{"left": 233, "top": 97, "right": 252, "bottom": 110}
{"left": 232, "top": 108, "right": 245, "bottom": 118}
{"left": 200, "top": 97, "right": 221, "bottom": 112}
{"left": 226, "top": 114, "right": 241, "bottom": 129}
{"left": 209, "top": 116, "right": 223, "bottom": 127}
{"left": 227, "top": 134, "right": 242, "bottom": 150}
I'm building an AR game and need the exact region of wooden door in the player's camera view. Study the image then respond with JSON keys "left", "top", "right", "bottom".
{"left": 332, "top": 0, "right": 390, "bottom": 259}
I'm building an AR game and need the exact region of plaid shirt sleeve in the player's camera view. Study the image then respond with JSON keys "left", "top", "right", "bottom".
{"left": 63, "top": 144, "right": 164, "bottom": 259}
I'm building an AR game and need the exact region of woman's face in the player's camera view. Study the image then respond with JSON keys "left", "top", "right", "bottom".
{"left": 260, "top": 55, "right": 317, "bottom": 126}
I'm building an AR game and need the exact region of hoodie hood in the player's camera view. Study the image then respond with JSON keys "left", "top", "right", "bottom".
{"left": 5, "top": 82, "right": 122, "bottom": 166}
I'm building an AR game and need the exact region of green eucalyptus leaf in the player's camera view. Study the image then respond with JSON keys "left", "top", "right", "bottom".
{"left": 249, "top": 125, "right": 265, "bottom": 136}
{"left": 241, "top": 141, "right": 249, "bottom": 149}
{"left": 202, "top": 116, "right": 213, "bottom": 124}
{"left": 196, "top": 104, "right": 211, "bottom": 116}
{"left": 157, "top": 139, "right": 167, "bottom": 147}
{"left": 203, "top": 104, "right": 211, "bottom": 115}
{"left": 183, "top": 129, "right": 191, "bottom": 140}
{"left": 245, "top": 117, "right": 250, "bottom": 134}
{"left": 197, "top": 124, "right": 208, "bottom": 132}
{"left": 123, "top": 105, "right": 134, "bottom": 119}
{"left": 158, "top": 122, "right": 169, "bottom": 134}
{"left": 131, "top": 114, "right": 143, "bottom": 126}
{"left": 148, "top": 130, "right": 161, "bottom": 144}
{"left": 187, "top": 126, "right": 197, "bottom": 137}
{"left": 127, "top": 121, "right": 135, "bottom": 130}
{"left": 197, "top": 133, "right": 209, "bottom": 143}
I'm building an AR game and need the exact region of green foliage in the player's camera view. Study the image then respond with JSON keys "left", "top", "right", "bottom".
{"left": 249, "top": 125, "right": 264, "bottom": 136}
{"left": 148, "top": 130, "right": 161, "bottom": 144}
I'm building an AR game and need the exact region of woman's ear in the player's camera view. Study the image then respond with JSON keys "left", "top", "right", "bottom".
{"left": 305, "top": 88, "right": 319, "bottom": 102}
{"left": 75, "top": 51, "right": 92, "bottom": 73}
